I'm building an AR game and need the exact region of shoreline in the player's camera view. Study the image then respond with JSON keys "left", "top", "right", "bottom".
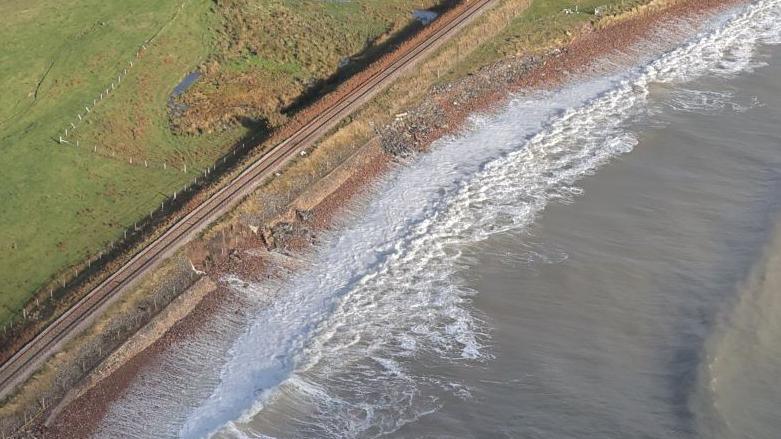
{"left": 44, "top": 0, "right": 748, "bottom": 436}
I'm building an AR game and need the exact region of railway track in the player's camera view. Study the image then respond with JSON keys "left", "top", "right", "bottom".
{"left": 0, "top": 0, "right": 495, "bottom": 402}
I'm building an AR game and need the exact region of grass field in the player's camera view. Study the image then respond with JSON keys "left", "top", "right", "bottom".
{"left": 173, "top": 0, "right": 441, "bottom": 133}
{"left": 0, "top": 0, "right": 444, "bottom": 323}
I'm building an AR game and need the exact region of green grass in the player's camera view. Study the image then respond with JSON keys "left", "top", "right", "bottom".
{"left": 174, "top": 0, "right": 442, "bottom": 132}
{"left": 457, "top": 0, "right": 648, "bottom": 76}
{"left": 0, "top": 0, "right": 219, "bottom": 323}
{"left": 225, "top": 54, "right": 305, "bottom": 76}
{"left": 0, "top": 0, "right": 445, "bottom": 324}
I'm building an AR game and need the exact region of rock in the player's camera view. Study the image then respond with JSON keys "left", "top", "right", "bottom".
{"left": 260, "top": 227, "right": 276, "bottom": 250}
{"left": 295, "top": 209, "right": 313, "bottom": 222}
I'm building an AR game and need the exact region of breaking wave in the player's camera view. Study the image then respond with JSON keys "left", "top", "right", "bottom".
{"left": 93, "top": 1, "right": 781, "bottom": 437}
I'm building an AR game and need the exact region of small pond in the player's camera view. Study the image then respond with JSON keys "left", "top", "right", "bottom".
{"left": 413, "top": 9, "right": 439, "bottom": 25}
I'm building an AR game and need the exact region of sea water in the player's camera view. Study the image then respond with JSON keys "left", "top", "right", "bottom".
{"left": 93, "top": 1, "right": 781, "bottom": 437}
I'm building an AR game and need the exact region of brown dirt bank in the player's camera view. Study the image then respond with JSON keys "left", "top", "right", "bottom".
{"left": 30, "top": 0, "right": 750, "bottom": 436}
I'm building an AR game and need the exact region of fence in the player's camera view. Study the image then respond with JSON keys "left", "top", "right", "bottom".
{"left": 0, "top": 0, "right": 215, "bottom": 344}
{"left": 59, "top": 0, "right": 187, "bottom": 141}
{"left": 1, "top": 127, "right": 266, "bottom": 346}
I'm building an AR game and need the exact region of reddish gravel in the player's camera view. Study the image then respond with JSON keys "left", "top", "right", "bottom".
{"left": 45, "top": 287, "right": 231, "bottom": 439}
{"left": 382, "top": 0, "right": 747, "bottom": 155}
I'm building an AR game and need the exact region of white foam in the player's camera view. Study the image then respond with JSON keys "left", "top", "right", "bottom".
{"left": 95, "top": 1, "right": 781, "bottom": 437}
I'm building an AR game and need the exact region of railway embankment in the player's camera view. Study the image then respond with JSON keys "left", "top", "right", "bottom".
{"left": 2, "top": 0, "right": 746, "bottom": 436}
